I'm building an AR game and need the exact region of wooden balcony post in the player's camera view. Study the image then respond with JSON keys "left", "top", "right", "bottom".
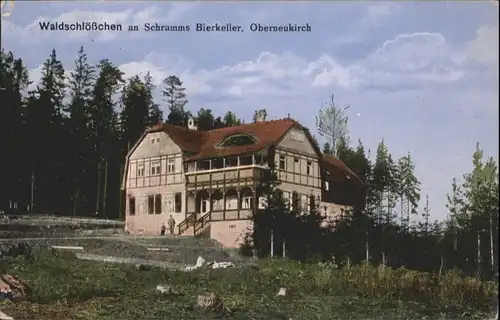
{"left": 223, "top": 189, "right": 226, "bottom": 220}
{"left": 237, "top": 189, "right": 241, "bottom": 219}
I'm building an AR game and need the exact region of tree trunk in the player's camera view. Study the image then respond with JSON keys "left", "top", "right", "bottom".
{"left": 119, "top": 162, "right": 124, "bottom": 220}
{"left": 95, "top": 165, "right": 101, "bottom": 216}
{"left": 72, "top": 186, "right": 80, "bottom": 216}
{"left": 365, "top": 224, "right": 370, "bottom": 262}
{"left": 29, "top": 160, "right": 35, "bottom": 212}
{"left": 439, "top": 256, "right": 445, "bottom": 277}
{"left": 270, "top": 230, "right": 274, "bottom": 258}
{"left": 103, "top": 159, "right": 108, "bottom": 218}
{"left": 476, "top": 231, "right": 481, "bottom": 278}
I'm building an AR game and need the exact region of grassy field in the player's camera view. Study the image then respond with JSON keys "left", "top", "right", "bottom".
{"left": 0, "top": 249, "right": 497, "bottom": 320}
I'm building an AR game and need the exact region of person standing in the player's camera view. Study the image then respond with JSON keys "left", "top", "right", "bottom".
{"left": 160, "top": 223, "right": 166, "bottom": 236}
{"left": 167, "top": 215, "right": 176, "bottom": 235}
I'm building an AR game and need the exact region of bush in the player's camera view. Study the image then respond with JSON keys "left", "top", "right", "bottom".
{"left": 260, "top": 259, "right": 497, "bottom": 311}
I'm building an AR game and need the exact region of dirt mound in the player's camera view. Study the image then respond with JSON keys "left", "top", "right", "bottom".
{"left": 0, "top": 270, "right": 30, "bottom": 301}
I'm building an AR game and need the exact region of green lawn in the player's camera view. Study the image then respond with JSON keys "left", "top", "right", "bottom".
{"left": 0, "top": 250, "right": 497, "bottom": 319}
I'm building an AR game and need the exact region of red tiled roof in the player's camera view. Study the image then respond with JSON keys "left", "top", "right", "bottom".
{"left": 147, "top": 118, "right": 299, "bottom": 161}
{"left": 146, "top": 120, "right": 361, "bottom": 186}
{"left": 322, "top": 154, "right": 361, "bottom": 184}
{"left": 148, "top": 123, "right": 203, "bottom": 153}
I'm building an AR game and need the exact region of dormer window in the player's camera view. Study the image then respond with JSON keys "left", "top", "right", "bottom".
{"left": 218, "top": 133, "right": 257, "bottom": 148}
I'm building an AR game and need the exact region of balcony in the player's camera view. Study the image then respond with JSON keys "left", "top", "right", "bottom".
{"left": 185, "top": 154, "right": 268, "bottom": 187}
{"left": 185, "top": 165, "right": 267, "bottom": 186}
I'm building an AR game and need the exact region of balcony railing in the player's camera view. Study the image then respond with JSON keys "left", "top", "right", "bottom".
{"left": 185, "top": 165, "right": 267, "bottom": 185}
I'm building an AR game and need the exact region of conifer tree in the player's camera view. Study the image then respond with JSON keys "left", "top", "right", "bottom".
{"left": 162, "top": 75, "right": 189, "bottom": 126}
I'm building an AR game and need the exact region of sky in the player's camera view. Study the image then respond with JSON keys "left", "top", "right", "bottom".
{"left": 2, "top": 1, "right": 498, "bottom": 221}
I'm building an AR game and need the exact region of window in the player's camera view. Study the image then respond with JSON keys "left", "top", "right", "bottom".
{"left": 148, "top": 195, "right": 154, "bottom": 214}
{"left": 151, "top": 138, "right": 156, "bottom": 144}
{"left": 294, "top": 157, "right": 300, "bottom": 172}
{"left": 282, "top": 191, "right": 291, "bottom": 207}
{"left": 292, "top": 192, "right": 299, "bottom": 212}
{"left": 325, "top": 181, "right": 329, "bottom": 191}
{"left": 309, "top": 195, "right": 316, "bottom": 212}
{"left": 279, "top": 155, "right": 286, "bottom": 170}
{"left": 226, "top": 197, "right": 237, "bottom": 210}
{"left": 213, "top": 199, "right": 223, "bottom": 211}
{"left": 201, "top": 200, "right": 209, "bottom": 213}
{"left": 154, "top": 194, "right": 161, "bottom": 214}
{"left": 301, "top": 195, "right": 309, "bottom": 213}
{"left": 307, "top": 161, "right": 312, "bottom": 175}
{"left": 128, "top": 197, "right": 136, "bottom": 215}
{"left": 174, "top": 193, "right": 182, "bottom": 213}
{"left": 155, "top": 138, "right": 160, "bottom": 143}
{"left": 167, "top": 199, "right": 174, "bottom": 212}
{"left": 137, "top": 164, "right": 144, "bottom": 177}
{"left": 219, "top": 134, "right": 257, "bottom": 147}
{"left": 167, "top": 159, "right": 175, "bottom": 173}
{"left": 242, "top": 196, "right": 252, "bottom": 209}
{"left": 151, "top": 161, "right": 161, "bottom": 175}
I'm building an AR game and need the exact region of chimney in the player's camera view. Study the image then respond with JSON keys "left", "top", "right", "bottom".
{"left": 187, "top": 117, "right": 198, "bottom": 130}
{"left": 255, "top": 109, "right": 267, "bottom": 122}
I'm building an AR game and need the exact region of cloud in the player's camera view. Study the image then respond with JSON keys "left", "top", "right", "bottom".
{"left": 358, "top": 32, "right": 465, "bottom": 89}
{"left": 26, "top": 28, "right": 480, "bottom": 98}
{"left": 465, "top": 25, "right": 499, "bottom": 66}
{"left": 3, "top": 4, "right": 197, "bottom": 44}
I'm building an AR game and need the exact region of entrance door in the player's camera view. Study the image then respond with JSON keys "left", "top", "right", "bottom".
{"left": 201, "top": 200, "right": 210, "bottom": 214}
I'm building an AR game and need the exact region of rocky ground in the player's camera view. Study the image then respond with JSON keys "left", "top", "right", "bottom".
{"left": 1, "top": 233, "right": 250, "bottom": 268}
{"left": 0, "top": 215, "right": 252, "bottom": 275}
{"left": 0, "top": 250, "right": 496, "bottom": 320}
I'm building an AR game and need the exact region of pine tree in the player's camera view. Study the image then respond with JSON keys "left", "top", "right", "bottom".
{"left": 396, "top": 153, "right": 421, "bottom": 229}
{"left": 0, "top": 51, "right": 30, "bottom": 211}
{"left": 460, "top": 144, "right": 498, "bottom": 277}
{"left": 66, "top": 46, "right": 95, "bottom": 215}
{"left": 372, "top": 140, "right": 390, "bottom": 223}
{"left": 25, "top": 49, "right": 67, "bottom": 213}
{"left": 420, "top": 194, "right": 431, "bottom": 235}
{"left": 162, "top": 75, "right": 188, "bottom": 127}
{"left": 120, "top": 75, "right": 152, "bottom": 152}
{"left": 222, "top": 111, "right": 241, "bottom": 127}
{"left": 196, "top": 108, "right": 215, "bottom": 131}
{"left": 144, "top": 72, "right": 163, "bottom": 126}
{"left": 89, "top": 59, "right": 124, "bottom": 217}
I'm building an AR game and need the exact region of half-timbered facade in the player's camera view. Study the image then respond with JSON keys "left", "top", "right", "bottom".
{"left": 121, "top": 114, "right": 362, "bottom": 247}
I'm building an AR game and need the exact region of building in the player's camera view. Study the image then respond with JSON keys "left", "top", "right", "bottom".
{"left": 121, "top": 113, "right": 362, "bottom": 247}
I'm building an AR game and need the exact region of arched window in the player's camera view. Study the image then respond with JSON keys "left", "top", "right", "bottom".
{"left": 218, "top": 134, "right": 257, "bottom": 147}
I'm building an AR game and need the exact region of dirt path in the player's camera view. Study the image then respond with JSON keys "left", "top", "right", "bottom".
{"left": 0, "top": 235, "right": 192, "bottom": 242}
{"left": 75, "top": 253, "right": 187, "bottom": 270}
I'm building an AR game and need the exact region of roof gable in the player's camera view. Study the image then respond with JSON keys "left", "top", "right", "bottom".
{"left": 138, "top": 118, "right": 325, "bottom": 162}
{"left": 322, "top": 154, "right": 361, "bottom": 184}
